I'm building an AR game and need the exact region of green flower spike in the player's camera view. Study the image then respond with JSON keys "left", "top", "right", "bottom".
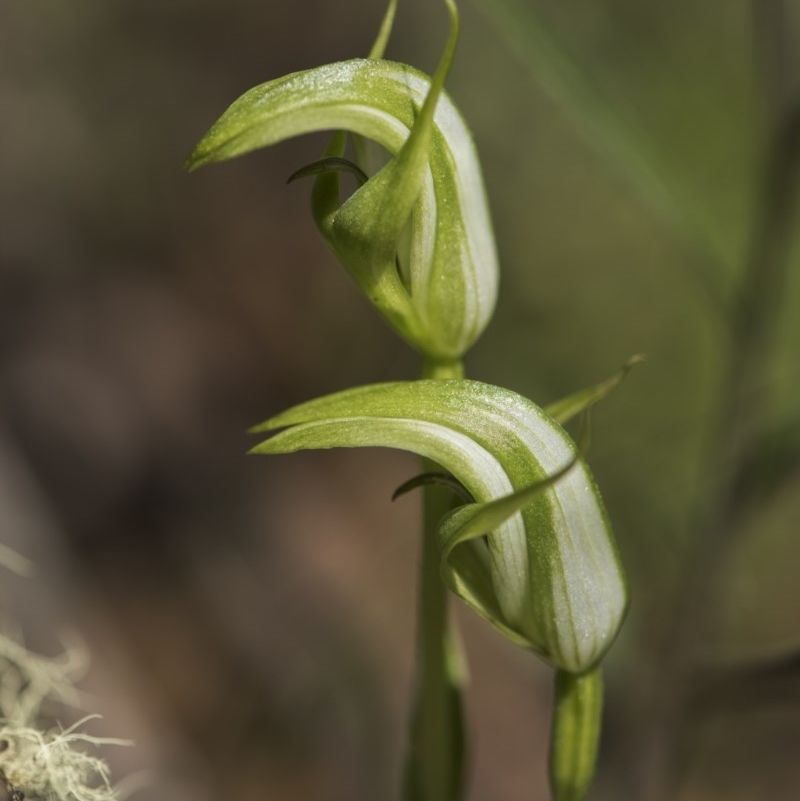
{"left": 185, "top": 0, "right": 499, "bottom": 360}
{"left": 250, "top": 379, "right": 628, "bottom": 674}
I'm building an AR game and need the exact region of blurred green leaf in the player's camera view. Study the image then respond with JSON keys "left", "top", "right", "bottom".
{"left": 471, "top": 0, "right": 729, "bottom": 302}
{"left": 731, "top": 415, "right": 800, "bottom": 516}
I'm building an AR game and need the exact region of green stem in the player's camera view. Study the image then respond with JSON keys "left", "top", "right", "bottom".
{"left": 403, "top": 357, "right": 466, "bottom": 801}
{"left": 549, "top": 668, "right": 603, "bottom": 801}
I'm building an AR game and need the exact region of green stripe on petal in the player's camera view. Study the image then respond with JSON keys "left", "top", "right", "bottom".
{"left": 251, "top": 380, "right": 627, "bottom": 672}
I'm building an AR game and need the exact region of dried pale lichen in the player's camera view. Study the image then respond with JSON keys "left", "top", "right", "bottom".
{"left": 1, "top": 548, "right": 132, "bottom": 801}
{"left": 0, "top": 634, "right": 87, "bottom": 727}
{"left": 0, "top": 719, "right": 131, "bottom": 801}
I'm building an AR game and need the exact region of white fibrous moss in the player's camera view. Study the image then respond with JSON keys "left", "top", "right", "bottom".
{"left": 1, "top": 547, "right": 133, "bottom": 800}
{"left": 0, "top": 720, "right": 131, "bottom": 801}
{"left": 0, "top": 634, "right": 87, "bottom": 726}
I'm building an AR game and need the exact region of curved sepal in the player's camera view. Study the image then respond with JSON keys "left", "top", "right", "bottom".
{"left": 185, "top": 1, "right": 498, "bottom": 359}
{"left": 545, "top": 354, "right": 645, "bottom": 425}
{"left": 250, "top": 380, "right": 627, "bottom": 673}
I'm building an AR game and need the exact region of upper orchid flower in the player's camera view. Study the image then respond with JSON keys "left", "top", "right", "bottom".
{"left": 185, "top": 0, "right": 498, "bottom": 360}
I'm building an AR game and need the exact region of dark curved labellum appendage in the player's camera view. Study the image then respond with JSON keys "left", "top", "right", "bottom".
{"left": 287, "top": 156, "right": 369, "bottom": 187}
{"left": 392, "top": 471, "right": 474, "bottom": 503}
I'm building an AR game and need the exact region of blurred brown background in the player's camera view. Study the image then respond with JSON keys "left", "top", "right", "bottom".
{"left": 1, "top": 1, "right": 799, "bottom": 800}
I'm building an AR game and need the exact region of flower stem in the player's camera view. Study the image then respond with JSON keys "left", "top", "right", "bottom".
{"left": 403, "top": 357, "right": 466, "bottom": 801}
{"left": 549, "top": 668, "right": 603, "bottom": 801}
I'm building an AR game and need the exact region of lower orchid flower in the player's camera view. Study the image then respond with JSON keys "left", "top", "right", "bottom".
{"left": 250, "top": 379, "right": 628, "bottom": 674}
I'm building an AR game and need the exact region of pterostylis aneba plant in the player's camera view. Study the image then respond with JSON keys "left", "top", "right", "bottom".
{"left": 186, "top": 1, "right": 637, "bottom": 799}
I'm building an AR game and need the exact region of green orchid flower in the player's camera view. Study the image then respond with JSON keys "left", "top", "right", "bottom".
{"left": 185, "top": 0, "right": 498, "bottom": 360}
{"left": 250, "top": 379, "right": 628, "bottom": 673}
